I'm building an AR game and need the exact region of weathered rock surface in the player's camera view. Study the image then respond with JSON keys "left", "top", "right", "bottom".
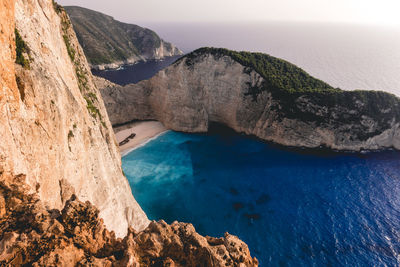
{"left": 0, "top": 175, "right": 258, "bottom": 266}
{"left": 0, "top": 0, "right": 148, "bottom": 237}
{"left": 1, "top": 2, "right": 257, "bottom": 264}
{"left": 98, "top": 48, "right": 400, "bottom": 151}
{"left": 65, "top": 6, "right": 183, "bottom": 70}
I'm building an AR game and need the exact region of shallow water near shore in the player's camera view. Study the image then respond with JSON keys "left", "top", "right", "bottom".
{"left": 122, "top": 130, "right": 400, "bottom": 266}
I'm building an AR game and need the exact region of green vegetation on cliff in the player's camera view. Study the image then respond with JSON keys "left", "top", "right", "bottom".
{"left": 181, "top": 47, "right": 337, "bottom": 94}
{"left": 55, "top": 4, "right": 105, "bottom": 126}
{"left": 15, "top": 28, "right": 30, "bottom": 69}
{"left": 64, "top": 6, "right": 182, "bottom": 66}
{"left": 52, "top": 0, "right": 63, "bottom": 14}
{"left": 180, "top": 47, "right": 400, "bottom": 140}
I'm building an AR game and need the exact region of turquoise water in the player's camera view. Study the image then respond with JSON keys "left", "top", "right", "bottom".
{"left": 122, "top": 130, "right": 400, "bottom": 266}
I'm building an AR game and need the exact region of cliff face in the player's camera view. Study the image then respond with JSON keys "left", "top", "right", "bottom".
{"left": 0, "top": 3, "right": 257, "bottom": 265}
{"left": 0, "top": 0, "right": 148, "bottom": 237}
{"left": 99, "top": 48, "right": 400, "bottom": 151}
{"left": 64, "top": 6, "right": 183, "bottom": 70}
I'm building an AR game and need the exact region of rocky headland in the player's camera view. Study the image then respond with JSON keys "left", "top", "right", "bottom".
{"left": 99, "top": 48, "right": 400, "bottom": 152}
{"left": 65, "top": 6, "right": 183, "bottom": 70}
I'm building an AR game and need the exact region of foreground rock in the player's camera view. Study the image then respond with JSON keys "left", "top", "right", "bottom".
{"left": 1, "top": 0, "right": 148, "bottom": 237}
{"left": 0, "top": 176, "right": 258, "bottom": 266}
{"left": 99, "top": 48, "right": 400, "bottom": 151}
{"left": 65, "top": 6, "right": 183, "bottom": 70}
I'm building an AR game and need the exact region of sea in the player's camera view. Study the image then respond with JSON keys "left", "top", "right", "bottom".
{"left": 106, "top": 22, "right": 400, "bottom": 266}
{"left": 123, "top": 129, "right": 400, "bottom": 266}
{"left": 98, "top": 21, "right": 400, "bottom": 95}
{"left": 92, "top": 56, "right": 180, "bottom": 85}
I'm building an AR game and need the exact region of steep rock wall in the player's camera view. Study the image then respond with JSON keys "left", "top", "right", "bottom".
{"left": 99, "top": 53, "right": 400, "bottom": 151}
{"left": 0, "top": 0, "right": 148, "bottom": 237}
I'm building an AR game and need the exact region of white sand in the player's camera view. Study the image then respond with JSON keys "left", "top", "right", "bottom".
{"left": 115, "top": 121, "right": 168, "bottom": 156}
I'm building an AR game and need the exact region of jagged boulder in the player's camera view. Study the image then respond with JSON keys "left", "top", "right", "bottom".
{"left": 0, "top": 176, "right": 258, "bottom": 266}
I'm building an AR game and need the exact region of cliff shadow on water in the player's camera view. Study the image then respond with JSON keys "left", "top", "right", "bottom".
{"left": 123, "top": 122, "right": 400, "bottom": 266}
{"left": 206, "top": 122, "right": 400, "bottom": 158}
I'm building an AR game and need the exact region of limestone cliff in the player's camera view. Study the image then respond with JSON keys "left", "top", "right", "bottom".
{"left": 0, "top": 0, "right": 148, "bottom": 237}
{"left": 64, "top": 6, "right": 183, "bottom": 70}
{"left": 0, "top": 2, "right": 257, "bottom": 265}
{"left": 99, "top": 48, "right": 400, "bottom": 151}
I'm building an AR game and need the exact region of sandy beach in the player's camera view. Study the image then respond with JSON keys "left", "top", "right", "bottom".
{"left": 114, "top": 121, "right": 168, "bottom": 156}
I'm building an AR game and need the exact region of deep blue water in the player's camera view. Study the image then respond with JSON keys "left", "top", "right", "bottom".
{"left": 122, "top": 130, "right": 400, "bottom": 266}
{"left": 91, "top": 56, "right": 181, "bottom": 85}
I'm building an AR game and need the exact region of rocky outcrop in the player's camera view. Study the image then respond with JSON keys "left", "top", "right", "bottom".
{"left": 99, "top": 48, "right": 400, "bottom": 151}
{"left": 1, "top": 2, "right": 257, "bottom": 264}
{"left": 0, "top": 0, "right": 148, "bottom": 237}
{"left": 0, "top": 175, "right": 258, "bottom": 266}
{"left": 64, "top": 6, "right": 183, "bottom": 70}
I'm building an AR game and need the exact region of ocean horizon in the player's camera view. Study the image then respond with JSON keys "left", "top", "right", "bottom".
{"left": 129, "top": 21, "right": 400, "bottom": 96}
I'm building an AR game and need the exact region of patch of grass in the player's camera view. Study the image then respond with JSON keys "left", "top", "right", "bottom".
{"left": 63, "top": 35, "right": 75, "bottom": 61}
{"left": 84, "top": 96, "right": 101, "bottom": 119}
{"left": 59, "top": 12, "right": 88, "bottom": 93}
{"left": 75, "top": 66, "right": 90, "bottom": 92}
{"left": 87, "top": 92, "right": 97, "bottom": 100}
{"left": 15, "top": 29, "right": 30, "bottom": 69}
{"left": 52, "top": 0, "right": 63, "bottom": 14}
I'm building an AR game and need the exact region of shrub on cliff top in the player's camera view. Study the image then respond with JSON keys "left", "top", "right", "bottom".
{"left": 177, "top": 47, "right": 400, "bottom": 136}
{"left": 15, "top": 28, "right": 30, "bottom": 69}
{"left": 180, "top": 47, "right": 338, "bottom": 95}
{"left": 52, "top": 0, "right": 63, "bottom": 14}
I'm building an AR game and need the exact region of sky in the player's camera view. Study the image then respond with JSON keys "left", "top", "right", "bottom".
{"left": 58, "top": 0, "right": 400, "bottom": 26}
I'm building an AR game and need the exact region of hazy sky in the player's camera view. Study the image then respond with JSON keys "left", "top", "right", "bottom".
{"left": 58, "top": 0, "right": 400, "bottom": 26}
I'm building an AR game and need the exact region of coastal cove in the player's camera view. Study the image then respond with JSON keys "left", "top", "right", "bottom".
{"left": 122, "top": 128, "right": 400, "bottom": 266}
{"left": 8, "top": 0, "right": 400, "bottom": 265}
